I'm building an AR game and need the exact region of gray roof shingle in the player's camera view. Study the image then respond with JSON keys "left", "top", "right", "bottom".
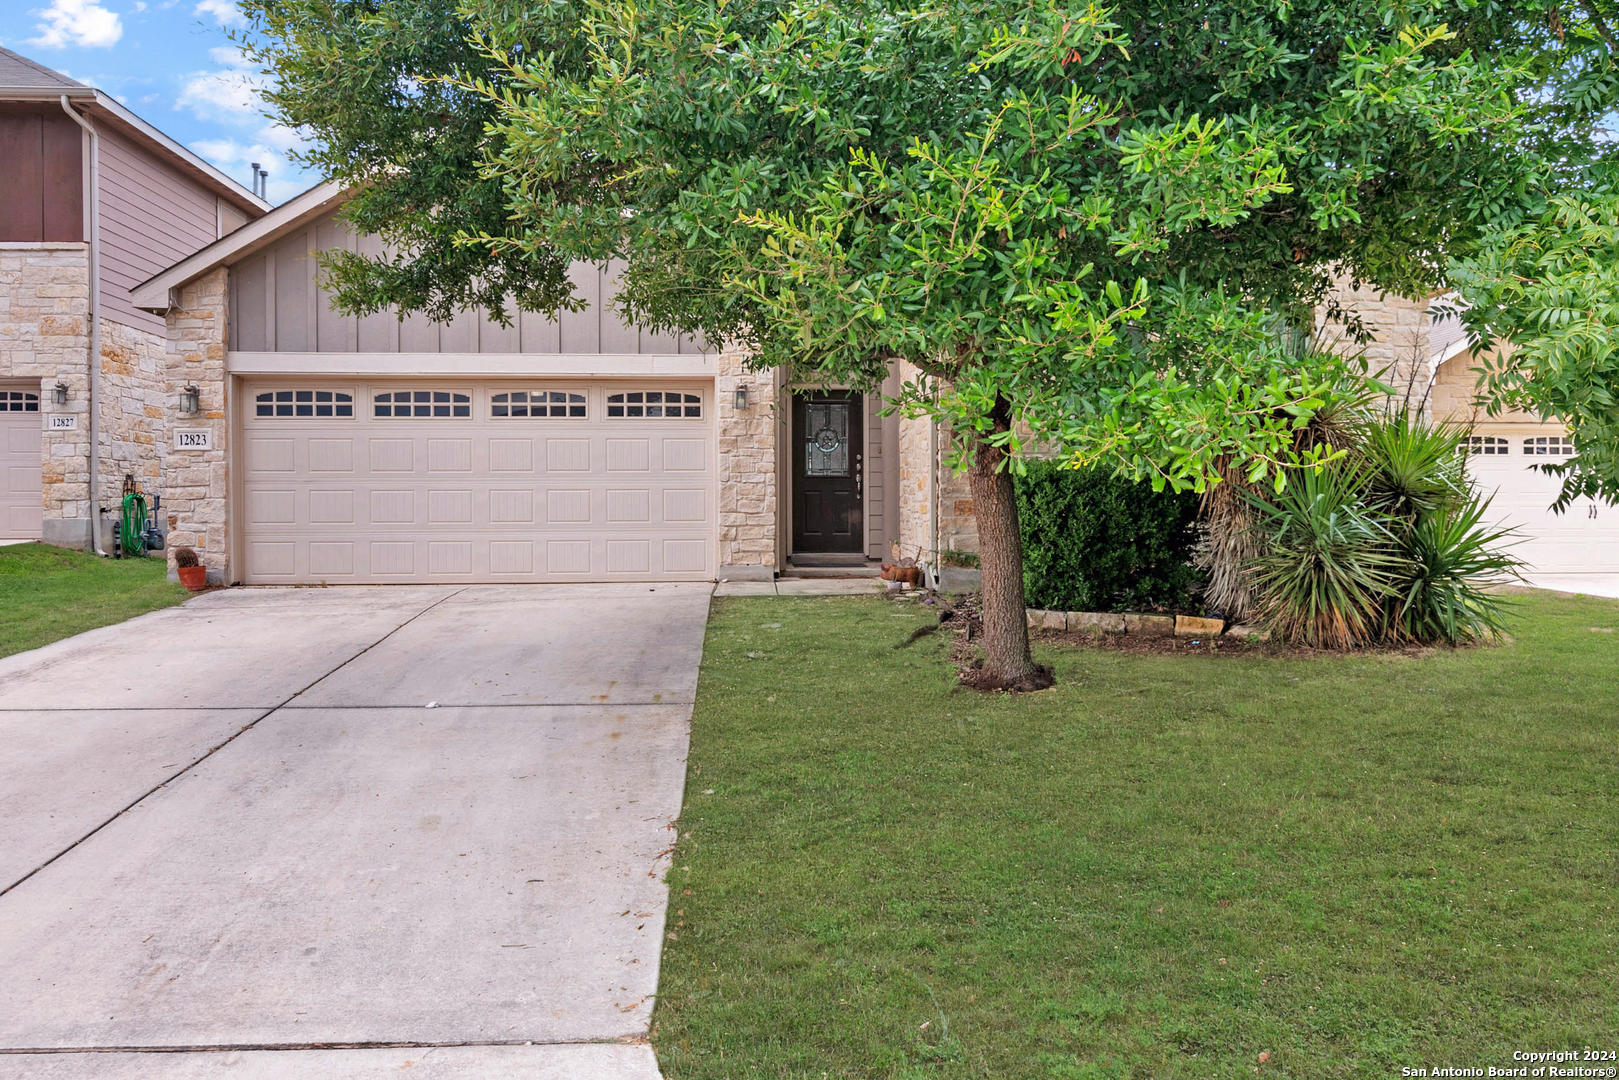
{"left": 0, "top": 47, "right": 89, "bottom": 90}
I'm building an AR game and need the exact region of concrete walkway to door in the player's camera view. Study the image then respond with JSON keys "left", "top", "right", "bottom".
{"left": 0, "top": 583, "right": 710, "bottom": 1078}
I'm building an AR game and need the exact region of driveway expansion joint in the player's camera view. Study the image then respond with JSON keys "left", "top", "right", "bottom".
{"left": 0, "top": 589, "right": 466, "bottom": 899}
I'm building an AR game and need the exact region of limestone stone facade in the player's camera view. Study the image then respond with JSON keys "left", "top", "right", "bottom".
{"left": 716, "top": 350, "right": 777, "bottom": 577}
{"left": 160, "top": 268, "right": 230, "bottom": 581}
{"left": 1, "top": 242, "right": 168, "bottom": 548}
{"left": 1322, "top": 279, "right": 1434, "bottom": 406}
{"left": 100, "top": 318, "right": 169, "bottom": 506}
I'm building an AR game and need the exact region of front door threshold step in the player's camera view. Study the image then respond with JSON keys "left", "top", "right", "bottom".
{"left": 780, "top": 565, "right": 883, "bottom": 579}
{"left": 786, "top": 553, "right": 873, "bottom": 567}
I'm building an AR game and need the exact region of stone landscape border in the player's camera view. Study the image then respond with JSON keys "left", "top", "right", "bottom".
{"left": 1026, "top": 608, "right": 1269, "bottom": 641}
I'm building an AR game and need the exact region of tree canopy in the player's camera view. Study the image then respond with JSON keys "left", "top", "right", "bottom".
{"left": 240, "top": 0, "right": 1619, "bottom": 684}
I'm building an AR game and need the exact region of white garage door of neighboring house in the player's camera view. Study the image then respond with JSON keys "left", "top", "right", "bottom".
{"left": 1, "top": 390, "right": 43, "bottom": 540}
{"left": 1464, "top": 427, "right": 1619, "bottom": 578}
{"left": 239, "top": 381, "right": 715, "bottom": 584}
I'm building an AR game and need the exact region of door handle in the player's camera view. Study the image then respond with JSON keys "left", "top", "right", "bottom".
{"left": 855, "top": 454, "right": 862, "bottom": 495}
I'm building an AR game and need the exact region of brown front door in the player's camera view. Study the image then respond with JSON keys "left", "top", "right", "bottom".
{"left": 792, "top": 391, "right": 863, "bottom": 553}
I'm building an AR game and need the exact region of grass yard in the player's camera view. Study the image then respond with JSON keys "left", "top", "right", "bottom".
{"left": 0, "top": 543, "right": 187, "bottom": 658}
{"left": 653, "top": 591, "right": 1619, "bottom": 1079}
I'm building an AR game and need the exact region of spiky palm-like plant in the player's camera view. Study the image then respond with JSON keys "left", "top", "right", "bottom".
{"left": 1248, "top": 466, "right": 1410, "bottom": 648}
{"left": 1393, "top": 495, "right": 1521, "bottom": 643}
{"left": 1360, "top": 411, "right": 1469, "bottom": 522}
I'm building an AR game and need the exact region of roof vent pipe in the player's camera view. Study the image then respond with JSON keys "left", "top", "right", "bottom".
{"left": 60, "top": 95, "right": 106, "bottom": 556}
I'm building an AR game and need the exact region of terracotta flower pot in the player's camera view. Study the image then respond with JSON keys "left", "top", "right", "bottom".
{"left": 177, "top": 565, "right": 208, "bottom": 592}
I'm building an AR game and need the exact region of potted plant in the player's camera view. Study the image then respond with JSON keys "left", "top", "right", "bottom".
{"left": 174, "top": 547, "right": 208, "bottom": 592}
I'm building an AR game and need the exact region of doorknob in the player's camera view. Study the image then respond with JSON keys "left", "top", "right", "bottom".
{"left": 856, "top": 453, "right": 862, "bottom": 495}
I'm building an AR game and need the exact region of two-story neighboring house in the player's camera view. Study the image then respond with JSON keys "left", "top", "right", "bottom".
{"left": 0, "top": 47, "right": 267, "bottom": 549}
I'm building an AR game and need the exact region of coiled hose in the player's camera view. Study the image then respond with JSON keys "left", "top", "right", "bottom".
{"left": 121, "top": 491, "right": 148, "bottom": 557}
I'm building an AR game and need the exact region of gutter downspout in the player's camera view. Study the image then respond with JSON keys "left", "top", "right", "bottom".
{"left": 61, "top": 96, "right": 105, "bottom": 555}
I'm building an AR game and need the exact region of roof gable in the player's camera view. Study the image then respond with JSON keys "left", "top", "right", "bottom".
{"left": 0, "top": 47, "right": 87, "bottom": 90}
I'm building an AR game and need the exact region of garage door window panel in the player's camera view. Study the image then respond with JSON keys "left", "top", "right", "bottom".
{"left": 255, "top": 390, "right": 353, "bottom": 418}
{"left": 1463, "top": 436, "right": 1509, "bottom": 456}
{"left": 1524, "top": 436, "right": 1575, "bottom": 456}
{"left": 374, "top": 391, "right": 472, "bottom": 418}
{"left": 4, "top": 392, "right": 40, "bottom": 413}
{"left": 607, "top": 391, "right": 702, "bottom": 418}
{"left": 492, "top": 391, "right": 587, "bottom": 418}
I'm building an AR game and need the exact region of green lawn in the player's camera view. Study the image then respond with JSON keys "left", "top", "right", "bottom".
{"left": 653, "top": 591, "right": 1619, "bottom": 1079}
{"left": 0, "top": 543, "right": 188, "bottom": 658}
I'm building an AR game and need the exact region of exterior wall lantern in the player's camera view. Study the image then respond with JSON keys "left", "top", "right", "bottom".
{"left": 52, "top": 382, "right": 68, "bottom": 406}
{"left": 179, "top": 384, "right": 201, "bottom": 416}
{"left": 733, "top": 384, "right": 750, "bottom": 411}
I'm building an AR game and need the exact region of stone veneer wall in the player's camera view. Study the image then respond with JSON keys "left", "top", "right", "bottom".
{"left": 893, "top": 360, "right": 980, "bottom": 568}
{"left": 0, "top": 243, "right": 168, "bottom": 548}
{"left": 99, "top": 318, "right": 169, "bottom": 515}
{"left": 716, "top": 350, "right": 778, "bottom": 577}
{"left": 1323, "top": 279, "right": 1433, "bottom": 406}
{"left": 1, "top": 243, "right": 92, "bottom": 542}
{"left": 161, "top": 268, "right": 229, "bottom": 581}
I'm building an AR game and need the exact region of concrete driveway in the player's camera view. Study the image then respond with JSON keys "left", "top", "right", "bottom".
{"left": 0, "top": 583, "right": 710, "bottom": 1078}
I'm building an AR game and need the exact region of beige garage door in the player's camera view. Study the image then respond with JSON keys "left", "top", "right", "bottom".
{"left": 1, "top": 389, "right": 43, "bottom": 540}
{"left": 1464, "top": 426, "right": 1619, "bottom": 577}
{"left": 239, "top": 381, "right": 715, "bottom": 584}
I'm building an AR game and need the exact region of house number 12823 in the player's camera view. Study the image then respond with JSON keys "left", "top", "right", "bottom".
{"left": 173, "top": 430, "right": 212, "bottom": 450}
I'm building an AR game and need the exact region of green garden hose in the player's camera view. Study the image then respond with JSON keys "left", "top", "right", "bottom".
{"left": 121, "top": 491, "right": 148, "bottom": 557}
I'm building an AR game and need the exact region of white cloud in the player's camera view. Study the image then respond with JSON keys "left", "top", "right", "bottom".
{"left": 192, "top": 0, "right": 244, "bottom": 26}
{"left": 176, "top": 46, "right": 267, "bottom": 122}
{"left": 178, "top": 44, "right": 318, "bottom": 203}
{"left": 131, "top": 1, "right": 146, "bottom": 11}
{"left": 29, "top": 0, "right": 123, "bottom": 48}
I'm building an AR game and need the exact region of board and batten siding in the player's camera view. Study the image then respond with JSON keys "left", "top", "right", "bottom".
{"left": 228, "top": 210, "right": 707, "bottom": 356}
{"left": 98, "top": 127, "right": 223, "bottom": 333}
{"left": 0, "top": 106, "right": 83, "bottom": 243}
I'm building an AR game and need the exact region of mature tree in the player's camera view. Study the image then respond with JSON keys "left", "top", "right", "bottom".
{"left": 244, "top": 0, "right": 1619, "bottom": 688}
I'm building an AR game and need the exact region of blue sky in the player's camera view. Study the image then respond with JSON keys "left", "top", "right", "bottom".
{"left": 0, "top": 0, "right": 318, "bottom": 203}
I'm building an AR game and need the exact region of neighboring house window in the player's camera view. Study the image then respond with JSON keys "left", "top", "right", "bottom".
{"left": 1523, "top": 435, "right": 1575, "bottom": 456}
{"left": 1462, "top": 436, "right": 1509, "bottom": 455}
{"left": 492, "top": 391, "right": 586, "bottom": 418}
{"left": 606, "top": 391, "right": 702, "bottom": 418}
{"left": 3, "top": 391, "right": 40, "bottom": 413}
{"left": 374, "top": 391, "right": 472, "bottom": 418}
{"left": 255, "top": 390, "right": 354, "bottom": 418}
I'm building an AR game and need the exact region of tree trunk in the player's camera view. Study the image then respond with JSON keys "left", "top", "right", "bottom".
{"left": 963, "top": 398, "right": 1054, "bottom": 691}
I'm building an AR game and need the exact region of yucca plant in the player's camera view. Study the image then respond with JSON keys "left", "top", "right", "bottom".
{"left": 1391, "top": 495, "right": 1522, "bottom": 644}
{"left": 1358, "top": 411, "right": 1469, "bottom": 522}
{"left": 1197, "top": 341, "right": 1375, "bottom": 622}
{"left": 1248, "top": 466, "right": 1412, "bottom": 649}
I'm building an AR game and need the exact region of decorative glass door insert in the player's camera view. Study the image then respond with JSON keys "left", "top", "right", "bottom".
{"left": 804, "top": 401, "right": 850, "bottom": 477}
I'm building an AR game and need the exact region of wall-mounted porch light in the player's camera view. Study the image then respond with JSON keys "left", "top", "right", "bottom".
{"left": 179, "top": 384, "right": 201, "bottom": 416}
{"left": 733, "top": 383, "right": 751, "bottom": 410}
{"left": 52, "top": 382, "right": 68, "bottom": 406}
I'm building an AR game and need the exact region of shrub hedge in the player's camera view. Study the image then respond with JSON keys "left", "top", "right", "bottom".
{"left": 1013, "top": 460, "right": 1203, "bottom": 613}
